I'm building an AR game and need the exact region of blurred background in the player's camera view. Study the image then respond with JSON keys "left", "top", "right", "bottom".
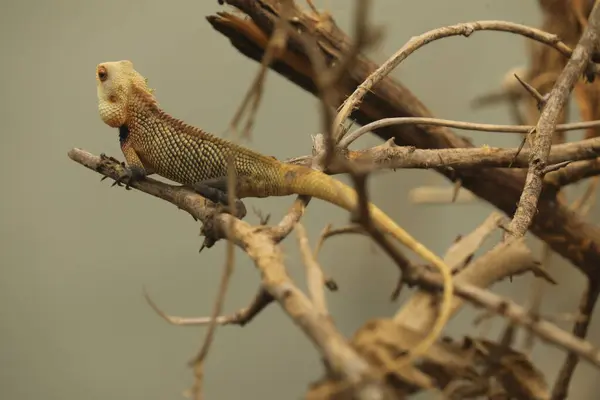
{"left": 1, "top": 0, "right": 598, "bottom": 398}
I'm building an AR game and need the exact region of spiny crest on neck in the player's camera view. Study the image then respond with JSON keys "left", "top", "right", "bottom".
{"left": 130, "top": 74, "right": 158, "bottom": 111}
{"left": 153, "top": 105, "right": 220, "bottom": 142}
{"left": 134, "top": 85, "right": 219, "bottom": 142}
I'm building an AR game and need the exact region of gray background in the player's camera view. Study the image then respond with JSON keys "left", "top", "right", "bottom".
{"left": 1, "top": 0, "right": 598, "bottom": 399}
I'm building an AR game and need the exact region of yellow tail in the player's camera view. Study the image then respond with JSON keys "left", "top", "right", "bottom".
{"left": 285, "top": 165, "right": 454, "bottom": 363}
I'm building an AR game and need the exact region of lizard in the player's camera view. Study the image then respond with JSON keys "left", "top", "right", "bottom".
{"left": 94, "top": 59, "right": 454, "bottom": 362}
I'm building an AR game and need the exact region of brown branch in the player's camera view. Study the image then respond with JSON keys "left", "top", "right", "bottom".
{"left": 143, "top": 286, "right": 273, "bottom": 327}
{"left": 295, "top": 222, "right": 329, "bottom": 316}
{"left": 227, "top": 0, "right": 293, "bottom": 139}
{"left": 507, "top": 0, "right": 600, "bottom": 237}
{"left": 307, "top": 214, "right": 600, "bottom": 395}
{"left": 207, "top": 2, "right": 600, "bottom": 279}
{"left": 332, "top": 19, "right": 600, "bottom": 142}
{"left": 514, "top": 73, "right": 548, "bottom": 109}
{"left": 189, "top": 155, "right": 240, "bottom": 400}
{"left": 266, "top": 0, "right": 377, "bottom": 244}
{"left": 406, "top": 268, "right": 600, "bottom": 370}
{"left": 68, "top": 148, "right": 392, "bottom": 398}
{"left": 441, "top": 212, "right": 505, "bottom": 273}
{"left": 339, "top": 116, "right": 600, "bottom": 149}
{"left": 551, "top": 280, "right": 600, "bottom": 400}
{"left": 289, "top": 134, "right": 600, "bottom": 173}
{"left": 545, "top": 157, "right": 600, "bottom": 187}
{"left": 395, "top": 238, "right": 539, "bottom": 332}
{"left": 267, "top": 195, "right": 312, "bottom": 242}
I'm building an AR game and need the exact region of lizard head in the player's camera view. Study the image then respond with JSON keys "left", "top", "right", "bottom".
{"left": 95, "top": 60, "right": 155, "bottom": 128}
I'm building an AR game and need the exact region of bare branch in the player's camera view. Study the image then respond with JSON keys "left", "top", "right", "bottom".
{"left": 295, "top": 222, "right": 329, "bottom": 316}
{"left": 68, "top": 148, "right": 391, "bottom": 398}
{"left": 551, "top": 280, "right": 600, "bottom": 400}
{"left": 208, "top": 1, "right": 600, "bottom": 279}
{"left": 292, "top": 134, "right": 600, "bottom": 173}
{"left": 143, "top": 286, "right": 273, "bottom": 327}
{"left": 442, "top": 212, "right": 505, "bottom": 273}
{"left": 407, "top": 269, "right": 600, "bottom": 370}
{"left": 514, "top": 73, "right": 548, "bottom": 109}
{"left": 333, "top": 19, "right": 598, "bottom": 142}
{"left": 545, "top": 157, "right": 600, "bottom": 187}
{"left": 339, "top": 116, "right": 600, "bottom": 149}
{"left": 396, "top": 239, "right": 537, "bottom": 331}
{"left": 507, "top": 1, "right": 600, "bottom": 237}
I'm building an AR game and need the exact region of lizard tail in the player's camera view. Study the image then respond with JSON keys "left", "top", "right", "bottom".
{"left": 280, "top": 164, "right": 454, "bottom": 364}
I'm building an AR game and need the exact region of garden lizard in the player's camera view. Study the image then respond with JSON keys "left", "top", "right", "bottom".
{"left": 95, "top": 60, "right": 454, "bottom": 360}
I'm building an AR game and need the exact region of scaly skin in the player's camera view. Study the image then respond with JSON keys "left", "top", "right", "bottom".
{"left": 95, "top": 60, "right": 454, "bottom": 362}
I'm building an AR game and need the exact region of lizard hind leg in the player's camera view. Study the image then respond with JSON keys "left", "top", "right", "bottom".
{"left": 188, "top": 178, "right": 247, "bottom": 219}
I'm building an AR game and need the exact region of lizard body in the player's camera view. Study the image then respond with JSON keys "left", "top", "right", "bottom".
{"left": 95, "top": 60, "right": 454, "bottom": 360}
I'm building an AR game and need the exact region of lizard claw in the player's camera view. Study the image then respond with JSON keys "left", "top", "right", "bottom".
{"left": 99, "top": 153, "right": 121, "bottom": 163}
{"left": 111, "top": 166, "right": 146, "bottom": 190}
{"left": 98, "top": 154, "right": 126, "bottom": 186}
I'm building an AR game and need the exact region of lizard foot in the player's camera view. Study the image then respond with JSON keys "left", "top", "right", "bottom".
{"left": 110, "top": 165, "right": 146, "bottom": 190}
{"left": 190, "top": 179, "right": 247, "bottom": 219}
{"left": 99, "top": 153, "right": 121, "bottom": 164}
{"left": 98, "top": 154, "right": 130, "bottom": 188}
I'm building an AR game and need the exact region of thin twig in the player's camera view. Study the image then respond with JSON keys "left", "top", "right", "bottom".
{"left": 189, "top": 156, "right": 239, "bottom": 400}
{"left": 292, "top": 135, "right": 600, "bottom": 173}
{"left": 442, "top": 212, "right": 505, "bottom": 274}
{"left": 399, "top": 253, "right": 600, "bottom": 369}
{"left": 143, "top": 286, "right": 273, "bottom": 327}
{"left": 295, "top": 222, "right": 329, "bottom": 316}
{"left": 209, "top": 3, "right": 600, "bottom": 280}
{"left": 333, "top": 20, "right": 598, "bottom": 142}
{"left": 507, "top": 1, "right": 600, "bottom": 237}
{"left": 268, "top": 195, "right": 312, "bottom": 242}
{"left": 514, "top": 73, "right": 548, "bottom": 109}
{"left": 339, "top": 116, "right": 600, "bottom": 149}
{"left": 228, "top": 0, "right": 294, "bottom": 139}
{"left": 396, "top": 239, "right": 537, "bottom": 334}
{"left": 545, "top": 157, "right": 600, "bottom": 188}
{"left": 551, "top": 280, "right": 600, "bottom": 400}
{"left": 346, "top": 170, "right": 455, "bottom": 368}
{"left": 266, "top": 0, "right": 375, "bottom": 243}
{"left": 68, "top": 148, "right": 390, "bottom": 398}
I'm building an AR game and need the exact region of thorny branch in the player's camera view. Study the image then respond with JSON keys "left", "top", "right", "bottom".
{"left": 70, "top": 0, "right": 600, "bottom": 398}
{"left": 332, "top": 18, "right": 600, "bottom": 141}
{"left": 551, "top": 280, "right": 600, "bottom": 400}
{"left": 206, "top": 0, "right": 600, "bottom": 397}
{"left": 68, "top": 149, "right": 394, "bottom": 399}
{"left": 69, "top": 148, "right": 600, "bottom": 398}
{"left": 288, "top": 132, "right": 600, "bottom": 173}
{"left": 208, "top": 0, "right": 600, "bottom": 280}
{"left": 507, "top": 0, "right": 600, "bottom": 238}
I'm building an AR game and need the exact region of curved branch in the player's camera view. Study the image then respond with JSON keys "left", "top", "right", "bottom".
{"left": 339, "top": 117, "right": 600, "bottom": 149}
{"left": 545, "top": 157, "right": 600, "bottom": 188}
{"left": 507, "top": 1, "right": 600, "bottom": 237}
{"left": 208, "top": 2, "right": 600, "bottom": 279}
{"left": 333, "top": 19, "right": 596, "bottom": 141}
{"left": 67, "top": 148, "right": 390, "bottom": 399}
{"left": 289, "top": 135, "right": 600, "bottom": 172}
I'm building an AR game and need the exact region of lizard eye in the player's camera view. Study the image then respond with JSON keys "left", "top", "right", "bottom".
{"left": 97, "top": 66, "right": 108, "bottom": 82}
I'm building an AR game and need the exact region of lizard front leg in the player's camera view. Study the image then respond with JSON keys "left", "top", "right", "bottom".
{"left": 110, "top": 141, "right": 147, "bottom": 190}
